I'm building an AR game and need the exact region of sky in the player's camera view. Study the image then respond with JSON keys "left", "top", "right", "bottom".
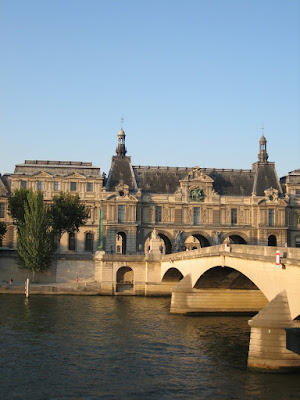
{"left": 1, "top": 0, "right": 299, "bottom": 178}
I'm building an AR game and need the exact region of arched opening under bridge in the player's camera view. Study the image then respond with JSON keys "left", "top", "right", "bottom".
{"left": 192, "top": 266, "right": 268, "bottom": 312}
{"left": 162, "top": 268, "right": 183, "bottom": 283}
{"left": 116, "top": 266, "right": 134, "bottom": 293}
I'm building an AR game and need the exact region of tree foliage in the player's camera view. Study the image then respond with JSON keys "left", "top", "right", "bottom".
{"left": 8, "top": 188, "right": 30, "bottom": 224}
{"left": 17, "top": 190, "right": 53, "bottom": 272}
{"left": 9, "top": 189, "right": 89, "bottom": 274}
{"left": 49, "top": 192, "right": 89, "bottom": 238}
{"left": 0, "top": 221, "right": 7, "bottom": 238}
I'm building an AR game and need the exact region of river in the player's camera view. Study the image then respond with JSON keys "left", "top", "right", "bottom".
{"left": 0, "top": 296, "right": 299, "bottom": 399}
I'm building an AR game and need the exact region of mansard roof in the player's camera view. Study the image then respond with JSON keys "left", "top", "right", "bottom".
{"left": 133, "top": 166, "right": 192, "bottom": 193}
{"left": 252, "top": 162, "right": 282, "bottom": 196}
{"left": 13, "top": 160, "right": 100, "bottom": 178}
{"left": 106, "top": 156, "right": 138, "bottom": 191}
{"left": 132, "top": 166, "right": 255, "bottom": 195}
{"left": 0, "top": 175, "right": 9, "bottom": 196}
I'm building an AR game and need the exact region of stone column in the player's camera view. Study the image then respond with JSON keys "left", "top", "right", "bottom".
{"left": 248, "top": 290, "right": 300, "bottom": 372}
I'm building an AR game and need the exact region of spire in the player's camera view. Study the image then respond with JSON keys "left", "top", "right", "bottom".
{"left": 116, "top": 128, "right": 127, "bottom": 157}
{"left": 258, "top": 124, "right": 268, "bottom": 163}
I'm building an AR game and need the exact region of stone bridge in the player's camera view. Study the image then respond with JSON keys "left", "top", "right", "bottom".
{"left": 161, "top": 244, "right": 300, "bottom": 372}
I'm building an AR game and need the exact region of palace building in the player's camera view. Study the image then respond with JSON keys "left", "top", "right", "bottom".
{"left": 1, "top": 129, "right": 300, "bottom": 252}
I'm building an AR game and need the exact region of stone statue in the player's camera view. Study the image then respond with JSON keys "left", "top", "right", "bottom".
{"left": 151, "top": 228, "right": 158, "bottom": 240}
{"left": 174, "top": 231, "right": 184, "bottom": 253}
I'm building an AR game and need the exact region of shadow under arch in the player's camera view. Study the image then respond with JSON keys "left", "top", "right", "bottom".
{"left": 194, "top": 266, "right": 260, "bottom": 290}
{"left": 224, "top": 234, "right": 247, "bottom": 245}
{"left": 192, "top": 266, "right": 269, "bottom": 313}
{"left": 162, "top": 267, "right": 183, "bottom": 283}
{"left": 184, "top": 233, "right": 211, "bottom": 249}
{"left": 158, "top": 233, "right": 172, "bottom": 254}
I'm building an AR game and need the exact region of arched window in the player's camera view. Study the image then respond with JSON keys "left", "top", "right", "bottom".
{"left": 116, "top": 232, "right": 126, "bottom": 254}
{"left": 85, "top": 232, "right": 94, "bottom": 252}
{"left": 68, "top": 233, "right": 76, "bottom": 251}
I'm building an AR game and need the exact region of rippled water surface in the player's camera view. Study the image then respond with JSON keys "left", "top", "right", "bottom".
{"left": 0, "top": 296, "right": 299, "bottom": 400}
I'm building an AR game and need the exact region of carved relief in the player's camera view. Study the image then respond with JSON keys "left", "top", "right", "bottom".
{"left": 187, "top": 207, "right": 193, "bottom": 224}
{"left": 202, "top": 208, "right": 207, "bottom": 224}
{"left": 163, "top": 207, "right": 169, "bottom": 222}
{"left": 115, "top": 181, "right": 129, "bottom": 197}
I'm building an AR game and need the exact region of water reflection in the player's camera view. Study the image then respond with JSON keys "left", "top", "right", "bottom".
{"left": 0, "top": 296, "right": 299, "bottom": 400}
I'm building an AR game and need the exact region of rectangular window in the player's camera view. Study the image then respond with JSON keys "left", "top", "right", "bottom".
{"left": 37, "top": 181, "right": 43, "bottom": 191}
{"left": 87, "top": 182, "right": 93, "bottom": 192}
{"left": 68, "top": 233, "right": 76, "bottom": 251}
{"left": 0, "top": 202, "right": 5, "bottom": 218}
{"left": 53, "top": 181, "right": 59, "bottom": 191}
{"left": 20, "top": 180, "right": 27, "bottom": 189}
{"left": 231, "top": 208, "right": 237, "bottom": 225}
{"left": 193, "top": 207, "right": 200, "bottom": 225}
{"left": 269, "top": 209, "right": 275, "bottom": 226}
{"left": 118, "top": 205, "right": 125, "bottom": 223}
{"left": 155, "top": 206, "right": 162, "bottom": 223}
{"left": 296, "top": 189, "right": 300, "bottom": 196}
{"left": 70, "top": 182, "right": 77, "bottom": 191}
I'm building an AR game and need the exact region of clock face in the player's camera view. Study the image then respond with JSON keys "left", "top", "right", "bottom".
{"left": 190, "top": 188, "right": 205, "bottom": 202}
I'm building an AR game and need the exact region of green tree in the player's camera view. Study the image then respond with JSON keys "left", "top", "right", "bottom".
{"left": 0, "top": 221, "right": 7, "bottom": 240}
{"left": 17, "top": 190, "right": 53, "bottom": 275}
{"left": 8, "top": 188, "right": 30, "bottom": 224}
{"left": 49, "top": 192, "right": 89, "bottom": 239}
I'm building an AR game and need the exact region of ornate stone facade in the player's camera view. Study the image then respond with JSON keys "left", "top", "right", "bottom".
{"left": 1, "top": 129, "right": 300, "bottom": 252}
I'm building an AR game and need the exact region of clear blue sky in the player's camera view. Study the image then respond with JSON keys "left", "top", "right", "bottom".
{"left": 1, "top": 0, "right": 299, "bottom": 178}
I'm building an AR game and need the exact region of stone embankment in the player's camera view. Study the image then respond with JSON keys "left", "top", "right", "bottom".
{"left": 0, "top": 282, "right": 102, "bottom": 295}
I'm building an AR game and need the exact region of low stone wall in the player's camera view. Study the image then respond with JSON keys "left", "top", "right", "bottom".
{"left": 0, "top": 251, "right": 56, "bottom": 284}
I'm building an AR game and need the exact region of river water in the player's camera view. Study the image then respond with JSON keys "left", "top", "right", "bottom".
{"left": 0, "top": 296, "right": 299, "bottom": 400}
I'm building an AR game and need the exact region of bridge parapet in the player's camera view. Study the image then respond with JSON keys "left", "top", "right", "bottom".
{"left": 162, "top": 245, "right": 300, "bottom": 266}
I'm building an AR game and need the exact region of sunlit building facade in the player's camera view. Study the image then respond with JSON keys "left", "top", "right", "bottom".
{"left": 1, "top": 129, "right": 300, "bottom": 252}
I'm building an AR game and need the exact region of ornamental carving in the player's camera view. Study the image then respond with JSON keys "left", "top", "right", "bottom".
{"left": 115, "top": 181, "right": 129, "bottom": 197}
{"left": 264, "top": 187, "right": 278, "bottom": 202}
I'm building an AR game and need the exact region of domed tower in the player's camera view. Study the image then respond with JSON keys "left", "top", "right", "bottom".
{"left": 258, "top": 134, "right": 268, "bottom": 163}
{"left": 116, "top": 128, "right": 127, "bottom": 157}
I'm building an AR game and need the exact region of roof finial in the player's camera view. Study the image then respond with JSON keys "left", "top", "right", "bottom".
{"left": 120, "top": 115, "right": 124, "bottom": 129}
{"left": 260, "top": 122, "right": 264, "bottom": 137}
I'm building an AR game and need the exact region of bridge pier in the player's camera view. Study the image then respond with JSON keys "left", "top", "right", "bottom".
{"left": 248, "top": 291, "right": 300, "bottom": 372}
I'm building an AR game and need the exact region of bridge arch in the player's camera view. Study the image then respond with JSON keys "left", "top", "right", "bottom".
{"left": 194, "top": 266, "right": 260, "bottom": 290}
{"left": 162, "top": 267, "right": 183, "bottom": 283}
{"left": 116, "top": 266, "right": 134, "bottom": 293}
